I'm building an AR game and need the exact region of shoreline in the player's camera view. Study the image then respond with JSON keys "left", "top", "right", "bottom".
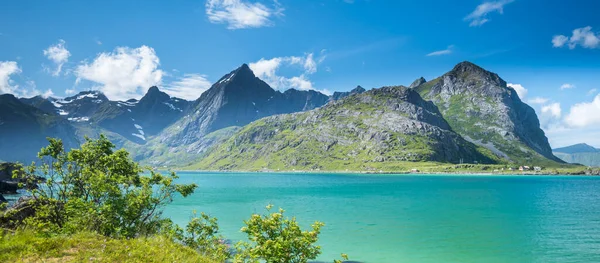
{"left": 160, "top": 169, "right": 600, "bottom": 177}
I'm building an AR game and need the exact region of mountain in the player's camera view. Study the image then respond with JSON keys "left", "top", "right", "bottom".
{"left": 553, "top": 143, "right": 600, "bottom": 167}
{"left": 331, "top": 86, "right": 366, "bottom": 101}
{"left": 409, "top": 77, "right": 426, "bottom": 89}
{"left": 4, "top": 61, "right": 564, "bottom": 169}
{"left": 413, "top": 61, "right": 562, "bottom": 164}
{"left": 0, "top": 94, "right": 79, "bottom": 163}
{"left": 135, "top": 64, "right": 333, "bottom": 166}
{"left": 130, "top": 86, "right": 191, "bottom": 137}
{"left": 553, "top": 143, "right": 600, "bottom": 154}
{"left": 20, "top": 88, "right": 191, "bottom": 145}
{"left": 190, "top": 85, "right": 497, "bottom": 171}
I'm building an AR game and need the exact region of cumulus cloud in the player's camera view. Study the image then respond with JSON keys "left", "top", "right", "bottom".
{"left": 163, "top": 74, "right": 212, "bottom": 100}
{"left": 541, "top": 103, "right": 561, "bottom": 118}
{"left": 249, "top": 53, "right": 330, "bottom": 95}
{"left": 74, "top": 45, "right": 164, "bottom": 101}
{"left": 552, "top": 26, "right": 600, "bottom": 49}
{"left": 426, "top": 45, "right": 454, "bottom": 56}
{"left": 552, "top": 35, "right": 568, "bottom": 48}
{"left": 65, "top": 88, "right": 77, "bottom": 95}
{"left": 528, "top": 97, "right": 549, "bottom": 104}
{"left": 560, "top": 83, "right": 575, "bottom": 90}
{"left": 464, "top": 0, "right": 514, "bottom": 27}
{"left": 565, "top": 95, "right": 600, "bottom": 128}
{"left": 507, "top": 83, "right": 527, "bottom": 99}
{"left": 0, "top": 61, "right": 21, "bottom": 95}
{"left": 206, "top": 0, "right": 284, "bottom": 29}
{"left": 43, "top": 39, "right": 71, "bottom": 76}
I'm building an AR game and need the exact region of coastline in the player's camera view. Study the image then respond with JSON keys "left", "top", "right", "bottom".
{"left": 160, "top": 168, "right": 600, "bottom": 177}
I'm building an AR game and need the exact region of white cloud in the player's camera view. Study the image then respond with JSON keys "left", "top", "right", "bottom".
{"left": 565, "top": 94, "right": 600, "bottom": 128}
{"left": 163, "top": 73, "right": 212, "bottom": 100}
{"left": 43, "top": 39, "right": 71, "bottom": 76}
{"left": 206, "top": 0, "right": 284, "bottom": 29}
{"left": 464, "top": 0, "right": 514, "bottom": 27}
{"left": 541, "top": 103, "right": 561, "bottom": 118}
{"left": 560, "top": 83, "right": 575, "bottom": 90}
{"left": 552, "top": 26, "right": 600, "bottom": 49}
{"left": 426, "top": 45, "right": 454, "bottom": 56}
{"left": 249, "top": 52, "right": 329, "bottom": 94}
{"left": 588, "top": 88, "right": 598, "bottom": 96}
{"left": 507, "top": 83, "right": 527, "bottom": 99}
{"left": 528, "top": 97, "right": 549, "bottom": 104}
{"left": 0, "top": 61, "right": 21, "bottom": 95}
{"left": 552, "top": 35, "right": 568, "bottom": 48}
{"left": 65, "top": 88, "right": 76, "bottom": 95}
{"left": 74, "top": 45, "right": 164, "bottom": 101}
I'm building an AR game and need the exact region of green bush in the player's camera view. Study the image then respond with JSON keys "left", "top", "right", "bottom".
{"left": 10, "top": 135, "right": 197, "bottom": 238}
{"left": 234, "top": 204, "right": 324, "bottom": 263}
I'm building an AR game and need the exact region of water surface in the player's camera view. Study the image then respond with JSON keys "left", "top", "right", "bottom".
{"left": 164, "top": 172, "right": 600, "bottom": 263}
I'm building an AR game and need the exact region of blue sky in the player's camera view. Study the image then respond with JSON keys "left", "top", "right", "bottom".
{"left": 0, "top": 0, "right": 600, "bottom": 147}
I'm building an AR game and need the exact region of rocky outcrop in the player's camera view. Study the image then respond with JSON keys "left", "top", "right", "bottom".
{"left": 409, "top": 77, "right": 426, "bottom": 89}
{"left": 0, "top": 196, "right": 37, "bottom": 228}
{"left": 331, "top": 86, "right": 366, "bottom": 101}
{"left": 415, "top": 61, "right": 562, "bottom": 163}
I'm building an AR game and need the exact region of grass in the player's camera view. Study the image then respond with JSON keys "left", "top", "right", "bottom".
{"left": 0, "top": 231, "right": 218, "bottom": 263}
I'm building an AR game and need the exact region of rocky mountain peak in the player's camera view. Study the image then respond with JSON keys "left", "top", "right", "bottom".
{"left": 409, "top": 77, "right": 427, "bottom": 89}
{"left": 447, "top": 61, "right": 504, "bottom": 87}
{"left": 351, "top": 85, "right": 366, "bottom": 93}
{"left": 139, "top": 86, "right": 170, "bottom": 104}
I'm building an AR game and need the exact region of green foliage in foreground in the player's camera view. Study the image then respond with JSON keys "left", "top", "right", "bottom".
{"left": 0, "top": 136, "right": 348, "bottom": 263}
{"left": 0, "top": 231, "right": 217, "bottom": 263}
{"left": 11, "top": 135, "right": 197, "bottom": 238}
{"left": 234, "top": 205, "right": 324, "bottom": 263}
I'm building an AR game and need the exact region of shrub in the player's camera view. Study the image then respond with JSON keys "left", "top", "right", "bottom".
{"left": 8, "top": 135, "right": 197, "bottom": 238}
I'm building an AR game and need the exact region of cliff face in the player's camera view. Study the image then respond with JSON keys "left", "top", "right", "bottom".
{"left": 414, "top": 61, "right": 562, "bottom": 163}
{"left": 192, "top": 86, "right": 496, "bottom": 171}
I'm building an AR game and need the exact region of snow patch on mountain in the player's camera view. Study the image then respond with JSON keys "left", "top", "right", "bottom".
{"left": 68, "top": 117, "right": 89, "bottom": 122}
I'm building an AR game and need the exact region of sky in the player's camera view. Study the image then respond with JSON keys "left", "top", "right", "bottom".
{"left": 0, "top": 0, "right": 599, "bottom": 148}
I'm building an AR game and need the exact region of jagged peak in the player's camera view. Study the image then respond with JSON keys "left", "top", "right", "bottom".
{"left": 446, "top": 61, "right": 505, "bottom": 86}
{"left": 139, "top": 86, "right": 170, "bottom": 103}
{"left": 351, "top": 85, "right": 366, "bottom": 93}
{"left": 409, "top": 77, "right": 426, "bottom": 89}
{"left": 214, "top": 63, "right": 257, "bottom": 86}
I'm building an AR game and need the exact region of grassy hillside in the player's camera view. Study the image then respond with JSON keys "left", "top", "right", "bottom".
{"left": 190, "top": 86, "right": 501, "bottom": 171}
{"left": 0, "top": 231, "right": 217, "bottom": 263}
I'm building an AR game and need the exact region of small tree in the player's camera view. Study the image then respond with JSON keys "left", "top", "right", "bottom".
{"left": 169, "top": 211, "right": 231, "bottom": 262}
{"left": 11, "top": 135, "right": 197, "bottom": 238}
{"left": 234, "top": 204, "right": 324, "bottom": 263}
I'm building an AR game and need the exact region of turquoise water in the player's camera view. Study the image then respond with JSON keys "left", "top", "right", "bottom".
{"left": 164, "top": 172, "right": 600, "bottom": 263}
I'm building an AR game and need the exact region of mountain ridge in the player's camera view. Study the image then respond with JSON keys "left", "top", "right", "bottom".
{"left": 1, "top": 61, "right": 565, "bottom": 169}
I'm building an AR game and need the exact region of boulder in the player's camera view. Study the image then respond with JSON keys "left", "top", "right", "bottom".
{"left": 0, "top": 181, "right": 19, "bottom": 194}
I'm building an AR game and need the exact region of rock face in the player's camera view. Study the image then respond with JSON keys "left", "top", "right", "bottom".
{"left": 409, "top": 77, "right": 426, "bottom": 89}
{"left": 415, "top": 61, "right": 561, "bottom": 163}
{"left": 193, "top": 85, "right": 496, "bottom": 171}
{"left": 130, "top": 86, "right": 191, "bottom": 136}
{"left": 331, "top": 86, "right": 367, "bottom": 101}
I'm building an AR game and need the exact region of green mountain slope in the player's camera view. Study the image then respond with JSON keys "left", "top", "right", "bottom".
{"left": 414, "top": 62, "right": 562, "bottom": 165}
{"left": 190, "top": 86, "right": 498, "bottom": 171}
